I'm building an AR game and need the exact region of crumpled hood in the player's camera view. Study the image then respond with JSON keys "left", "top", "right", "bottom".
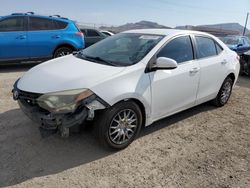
{"left": 17, "top": 55, "right": 126, "bottom": 93}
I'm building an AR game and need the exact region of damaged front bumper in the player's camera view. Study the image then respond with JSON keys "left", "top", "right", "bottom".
{"left": 18, "top": 99, "right": 88, "bottom": 130}
{"left": 12, "top": 82, "right": 109, "bottom": 136}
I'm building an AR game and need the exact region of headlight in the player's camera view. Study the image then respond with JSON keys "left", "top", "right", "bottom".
{"left": 37, "top": 89, "right": 93, "bottom": 113}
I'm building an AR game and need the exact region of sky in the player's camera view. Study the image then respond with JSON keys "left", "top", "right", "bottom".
{"left": 1, "top": 0, "right": 250, "bottom": 28}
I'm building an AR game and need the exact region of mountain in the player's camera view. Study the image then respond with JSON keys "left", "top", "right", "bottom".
{"left": 201, "top": 23, "right": 250, "bottom": 35}
{"left": 100, "top": 21, "right": 171, "bottom": 33}
{"left": 101, "top": 21, "right": 250, "bottom": 37}
{"left": 176, "top": 23, "right": 250, "bottom": 36}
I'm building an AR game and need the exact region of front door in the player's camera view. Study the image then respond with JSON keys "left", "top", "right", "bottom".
{"left": 0, "top": 16, "right": 28, "bottom": 61}
{"left": 149, "top": 35, "right": 200, "bottom": 120}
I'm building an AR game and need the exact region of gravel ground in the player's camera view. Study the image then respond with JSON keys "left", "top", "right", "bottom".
{"left": 0, "top": 64, "right": 250, "bottom": 188}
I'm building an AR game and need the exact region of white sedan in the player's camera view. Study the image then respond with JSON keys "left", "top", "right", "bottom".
{"left": 13, "top": 29, "right": 240, "bottom": 150}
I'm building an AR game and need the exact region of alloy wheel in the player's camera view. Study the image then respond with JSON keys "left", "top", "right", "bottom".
{"left": 109, "top": 109, "right": 138, "bottom": 145}
{"left": 221, "top": 81, "right": 232, "bottom": 104}
{"left": 58, "top": 51, "right": 71, "bottom": 57}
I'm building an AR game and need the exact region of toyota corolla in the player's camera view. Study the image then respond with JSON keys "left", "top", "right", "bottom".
{"left": 13, "top": 29, "right": 240, "bottom": 150}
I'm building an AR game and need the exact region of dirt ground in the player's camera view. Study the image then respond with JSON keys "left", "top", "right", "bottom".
{"left": 0, "top": 63, "right": 250, "bottom": 188}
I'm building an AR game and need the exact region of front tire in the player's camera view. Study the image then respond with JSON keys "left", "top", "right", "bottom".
{"left": 212, "top": 77, "right": 233, "bottom": 107}
{"left": 94, "top": 101, "right": 143, "bottom": 150}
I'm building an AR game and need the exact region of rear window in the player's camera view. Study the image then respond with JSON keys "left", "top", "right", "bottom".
{"left": 29, "top": 17, "right": 66, "bottom": 31}
{"left": 54, "top": 20, "right": 67, "bottom": 29}
{"left": 87, "top": 29, "right": 100, "bottom": 37}
{"left": 195, "top": 36, "right": 217, "bottom": 59}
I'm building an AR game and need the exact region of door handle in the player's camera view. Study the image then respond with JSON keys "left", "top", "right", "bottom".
{"left": 16, "top": 35, "right": 26, "bottom": 40}
{"left": 190, "top": 67, "right": 200, "bottom": 74}
{"left": 221, "top": 59, "right": 228, "bottom": 65}
{"left": 52, "top": 35, "right": 61, "bottom": 39}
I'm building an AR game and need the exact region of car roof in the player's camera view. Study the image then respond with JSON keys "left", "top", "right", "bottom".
{"left": 123, "top": 29, "right": 210, "bottom": 36}
{"left": 2, "top": 13, "right": 72, "bottom": 23}
{"left": 31, "top": 15, "right": 71, "bottom": 23}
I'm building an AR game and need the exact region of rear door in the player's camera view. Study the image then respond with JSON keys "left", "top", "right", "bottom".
{"left": 0, "top": 16, "right": 28, "bottom": 60}
{"left": 27, "top": 16, "right": 64, "bottom": 59}
{"left": 194, "top": 35, "right": 227, "bottom": 104}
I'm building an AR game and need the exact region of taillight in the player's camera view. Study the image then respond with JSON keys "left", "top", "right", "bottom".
{"left": 75, "top": 32, "right": 84, "bottom": 37}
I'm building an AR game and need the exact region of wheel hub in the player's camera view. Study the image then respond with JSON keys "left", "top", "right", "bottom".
{"left": 109, "top": 109, "right": 138, "bottom": 145}
{"left": 221, "top": 81, "right": 232, "bottom": 104}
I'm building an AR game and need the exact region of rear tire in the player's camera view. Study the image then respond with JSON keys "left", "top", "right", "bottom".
{"left": 212, "top": 77, "right": 233, "bottom": 107}
{"left": 53, "top": 47, "right": 73, "bottom": 58}
{"left": 94, "top": 101, "right": 143, "bottom": 150}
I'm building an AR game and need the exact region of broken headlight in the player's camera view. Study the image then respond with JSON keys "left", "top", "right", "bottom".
{"left": 37, "top": 89, "right": 93, "bottom": 113}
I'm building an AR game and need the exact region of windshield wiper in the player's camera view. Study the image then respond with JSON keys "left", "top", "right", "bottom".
{"left": 81, "top": 55, "right": 118, "bottom": 66}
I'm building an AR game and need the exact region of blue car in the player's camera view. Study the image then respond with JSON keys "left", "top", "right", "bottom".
{"left": 220, "top": 36, "right": 250, "bottom": 55}
{"left": 0, "top": 12, "right": 85, "bottom": 63}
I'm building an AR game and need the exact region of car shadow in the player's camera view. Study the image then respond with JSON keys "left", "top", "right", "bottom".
{"left": 0, "top": 102, "right": 216, "bottom": 187}
{"left": 0, "top": 108, "right": 113, "bottom": 187}
{"left": 236, "top": 75, "right": 250, "bottom": 89}
{"left": 140, "top": 102, "right": 216, "bottom": 137}
{"left": 0, "top": 63, "right": 39, "bottom": 73}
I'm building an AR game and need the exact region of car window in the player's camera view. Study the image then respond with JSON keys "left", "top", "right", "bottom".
{"left": 239, "top": 38, "right": 245, "bottom": 45}
{"left": 0, "top": 16, "right": 25, "bottom": 32}
{"left": 242, "top": 38, "right": 250, "bottom": 45}
{"left": 215, "top": 43, "right": 223, "bottom": 54}
{"left": 195, "top": 36, "right": 217, "bottom": 59}
{"left": 54, "top": 20, "right": 67, "bottom": 29}
{"left": 29, "top": 17, "right": 56, "bottom": 31}
{"left": 245, "top": 38, "right": 250, "bottom": 45}
{"left": 79, "top": 33, "right": 164, "bottom": 66}
{"left": 157, "top": 36, "right": 194, "bottom": 63}
{"left": 87, "top": 29, "right": 100, "bottom": 37}
{"left": 222, "top": 37, "right": 239, "bottom": 45}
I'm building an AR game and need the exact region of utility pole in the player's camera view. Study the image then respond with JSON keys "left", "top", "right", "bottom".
{"left": 243, "top": 12, "right": 249, "bottom": 36}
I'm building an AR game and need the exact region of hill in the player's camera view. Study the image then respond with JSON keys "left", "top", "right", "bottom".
{"left": 176, "top": 23, "right": 250, "bottom": 36}
{"left": 201, "top": 23, "right": 250, "bottom": 35}
{"left": 100, "top": 20, "right": 171, "bottom": 33}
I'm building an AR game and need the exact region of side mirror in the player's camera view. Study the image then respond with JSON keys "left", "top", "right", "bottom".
{"left": 237, "top": 44, "right": 243, "bottom": 47}
{"left": 153, "top": 57, "right": 178, "bottom": 70}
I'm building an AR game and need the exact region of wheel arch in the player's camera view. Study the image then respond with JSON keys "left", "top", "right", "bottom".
{"left": 113, "top": 98, "right": 147, "bottom": 127}
{"left": 227, "top": 72, "right": 236, "bottom": 84}
{"left": 53, "top": 43, "right": 77, "bottom": 56}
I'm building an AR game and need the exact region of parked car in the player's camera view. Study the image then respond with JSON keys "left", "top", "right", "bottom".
{"left": 100, "top": 30, "right": 114, "bottom": 36}
{"left": 0, "top": 12, "right": 84, "bottom": 63}
{"left": 240, "top": 50, "right": 250, "bottom": 75}
{"left": 13, "top": 29, "right": 240, "bottom": 150}
{"left": 80, "top": 28, "right": 106, "bottom": 47}
{"left": 220, "top": 36, "right": 250, "bottom": 54}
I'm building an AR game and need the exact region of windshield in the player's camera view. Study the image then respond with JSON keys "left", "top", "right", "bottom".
{"left": 221, "top": 37, "right": 239, "bottom": 45}
{"left": 77, "top": 33, "right": 164, "bottom": 66}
